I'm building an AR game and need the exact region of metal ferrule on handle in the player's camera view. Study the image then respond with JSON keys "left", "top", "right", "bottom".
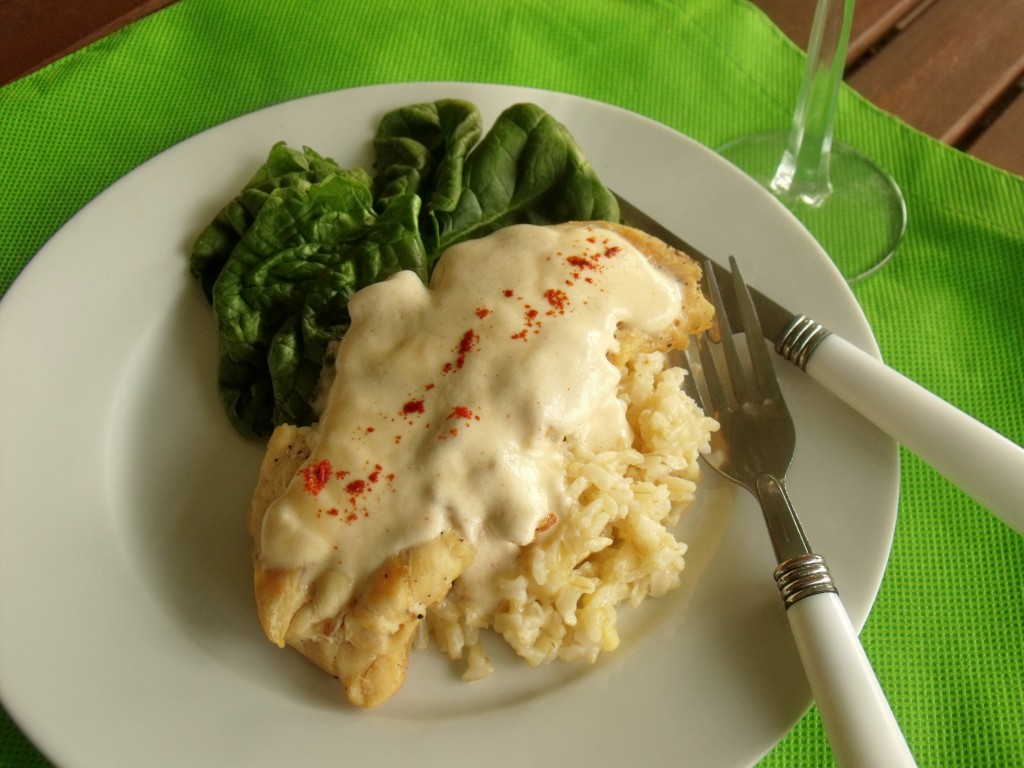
{"left": 776, "top": 315, "right": 832, "bottom": 370}
{"left": 775, "top": 553, "right": 838, "bottom": 607}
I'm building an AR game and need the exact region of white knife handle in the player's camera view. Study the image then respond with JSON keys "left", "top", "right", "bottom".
{"left": 805, "top": 333, "right": 1024, "bottom": 535}
{"left": 786, "top": 590, "right": 918, "bottom": 768}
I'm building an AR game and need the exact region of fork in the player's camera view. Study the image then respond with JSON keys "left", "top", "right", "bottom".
{"left": 683, "top": 257, "right": 917, "bottom": 768}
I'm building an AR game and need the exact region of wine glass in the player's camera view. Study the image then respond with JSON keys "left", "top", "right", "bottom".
{"left": 718, "top": 0, "right": 906, "bottom": 283}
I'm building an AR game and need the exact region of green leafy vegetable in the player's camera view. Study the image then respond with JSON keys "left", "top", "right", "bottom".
{"left": 190, "top": 143, "right": 355, "bottom": 303}
{"left": 433, "top": 103, "right": 619, "bottom": 251}
{"left": 372, "top": 99, "right": 482, "bottom": 215}
{"left": 191, "top": 99, "right": 620, "bottom": 437}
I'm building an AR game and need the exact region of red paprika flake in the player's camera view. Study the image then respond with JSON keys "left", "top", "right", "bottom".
{"left": 544, "top": 288, "right": 569, "bottom": 314}
{"left": 402, "top": 399, "right": 426, "bottom": 415}
{"left": 455, "top": 329, "right": 479, "bottom": 369}
{"left": 475, "top": 307, "right": 491, "bottom": 319}
{"left": 303, "top": 460, "right": 333, "bottom": 496}
{"left": 345, "top": 479, "right": 367, "bottom": 496}
{"left": 503, "top": 289, "right": 515, "bottom": 297}
{"left": 567, "top": 255, "right": 595, "bottom": 271}
{"left": 447, "top": 405, "right": 475, "bottom": 421}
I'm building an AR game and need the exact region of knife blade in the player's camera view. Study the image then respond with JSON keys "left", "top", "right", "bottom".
{"left": 613, "top": 191, "right": 1024, "bottom": 536}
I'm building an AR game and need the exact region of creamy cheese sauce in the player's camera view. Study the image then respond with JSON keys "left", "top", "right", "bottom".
{"left": 259, "top": 223, "right": 684, "bottom": 610}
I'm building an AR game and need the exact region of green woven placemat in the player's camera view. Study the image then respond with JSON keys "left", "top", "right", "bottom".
{"left": 2, "top": 1, "right": 1022, "bottom": 766}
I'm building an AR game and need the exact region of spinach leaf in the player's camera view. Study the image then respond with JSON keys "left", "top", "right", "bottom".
{"left": 432, "top": 103, "right": 619, "bottom": 252}
{"left": 373, "top": 99, "right": 482, "bottom": 215}
{"left": 190, "top": 143, "right": 359, "bottom": 302}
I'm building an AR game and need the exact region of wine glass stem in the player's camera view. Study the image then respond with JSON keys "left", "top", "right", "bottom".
{"left": 771, "top": 0, "right": 854, "bottom": 207}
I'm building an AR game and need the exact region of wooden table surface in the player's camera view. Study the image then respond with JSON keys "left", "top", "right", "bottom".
{"left": 1, "top": 0, "right": 1021, "bottom": 177}
{"left": 752, "top": 0, "right": 1024, "bottom": 176}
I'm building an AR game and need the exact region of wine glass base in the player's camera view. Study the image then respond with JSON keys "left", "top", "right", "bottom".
{"left": 718, "top": 131, "right": 907, "bottom": 283}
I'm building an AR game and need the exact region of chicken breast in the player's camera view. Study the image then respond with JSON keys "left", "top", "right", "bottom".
{"left": 247, "top": 222, "right": 712, "bottom": 707}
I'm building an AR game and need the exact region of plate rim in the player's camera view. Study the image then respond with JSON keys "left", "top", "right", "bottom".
{"left": 0, "top": 81, "right": 899, "bottom": 768}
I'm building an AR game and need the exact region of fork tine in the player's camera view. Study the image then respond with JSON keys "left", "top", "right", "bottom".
{"left": 714, "top": 266, "right": 755, "bottom": 405}
{"left": 727, "top": 256, "right": 784, "bottom": 403}
{"left": 702, "top": 261, "right": 755, "bottom": 407}
{"left": 692, "top": 330, "right": 726, "bottom": 412}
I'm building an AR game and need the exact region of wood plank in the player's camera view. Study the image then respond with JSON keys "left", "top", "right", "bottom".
{"left": 0, "top": 0, "right": 180, "bottom": 86}
{"left": 968, "top": 91, "right": 1024, "bottom": 177}
{"left": 749, "top": 0, "right": 927, "bottom": 62}
{"left": 847, "top": 0, "right": 1024, "bottom": 143}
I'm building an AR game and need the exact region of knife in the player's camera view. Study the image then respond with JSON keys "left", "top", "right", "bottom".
{"left": 614, "top": 192, "right": 1024, "bottom": 536}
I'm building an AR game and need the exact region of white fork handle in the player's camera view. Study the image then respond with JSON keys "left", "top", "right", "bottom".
{"left": 806, "top": 333, "right": 1024, "bottom": 535}
{"left": 787, "top": 591, "right": 917, "bottom": 767}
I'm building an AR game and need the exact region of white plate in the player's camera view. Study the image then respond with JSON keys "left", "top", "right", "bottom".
{"left": 0, "top": 83, "right": 898, "bottom": 768}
